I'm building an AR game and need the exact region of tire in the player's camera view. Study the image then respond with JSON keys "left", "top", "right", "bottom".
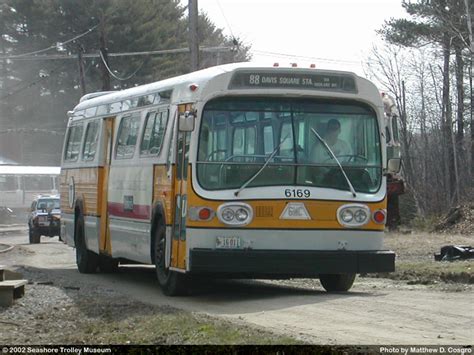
{"left": 319, "top": 273, "right": 356, "bottom": 292}
{"left": 75, "top": 214, "right": 98, "bottom": 273}
{"left": 98, "top": 255, "right": 119, "bottom": 273}
{"left": 29, "top": 227, "right": 40, "bottom": 244}
{"left": 153, "top": 223, "right": 187, "bottom": 296}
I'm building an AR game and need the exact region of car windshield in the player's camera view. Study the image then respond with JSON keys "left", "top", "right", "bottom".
{"left": 197, "top": 97, "right": 382, "bottom": 193}
{"left": 37, "top": 199, "right": 60, "bottom": 210}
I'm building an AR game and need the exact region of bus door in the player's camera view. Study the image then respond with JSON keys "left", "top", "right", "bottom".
{"left": 171, "top": 105, "right": 194, "bottom": 269}
{"left": 99, "top": 117, "right": 114, "bottom": 255}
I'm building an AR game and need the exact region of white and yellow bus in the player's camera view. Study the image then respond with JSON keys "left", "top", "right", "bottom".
{"left": 60, "top": 63, "right": 396, "bottom": 295}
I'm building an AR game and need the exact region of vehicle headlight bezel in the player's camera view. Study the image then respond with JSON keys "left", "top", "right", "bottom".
{"left": 217, "top": 203, "right": 253, "bottom": 226}
{"left": 337, "top": 204, "right": 371, "bottom": 228}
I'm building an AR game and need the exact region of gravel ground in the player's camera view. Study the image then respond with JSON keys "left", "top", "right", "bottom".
{"left": 1, "top": 229, "right": 472, "bottom": 345}
{"left": 0, "top": 266, "right": 300, "bottom": 345}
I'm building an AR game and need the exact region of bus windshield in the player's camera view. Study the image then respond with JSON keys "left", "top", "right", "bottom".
{"left": 197, "top": 97, "right": 382, "bottom": 193}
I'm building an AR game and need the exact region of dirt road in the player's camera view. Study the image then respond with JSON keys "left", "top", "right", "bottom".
{"left": 1, "top": 231, "right": 472, "bottom": 345}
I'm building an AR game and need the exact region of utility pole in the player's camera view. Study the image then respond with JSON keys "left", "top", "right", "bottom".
{"left": 99, "top": 14, "right": 111, "bottom": 91}
{"left": 77, "top": 45, "right": 86, "bottom": 96}
{"left": 188, "top": 0, "right": 199, "bottom": 71}
{"left": 464, "top": 0, "right": 473, "bottom": 181}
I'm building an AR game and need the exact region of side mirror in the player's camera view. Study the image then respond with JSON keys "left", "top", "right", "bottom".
{"left": 178, "top": 111, "right": 195, "bottom": 132}
{"left": 387, "top": 158, "right": 401, "bottom": 174}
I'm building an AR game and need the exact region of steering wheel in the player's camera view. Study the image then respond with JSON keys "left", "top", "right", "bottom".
{"left": 323, "top": 154, "right": 368, "bottom": 163}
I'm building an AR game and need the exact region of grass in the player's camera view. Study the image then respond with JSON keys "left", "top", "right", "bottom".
{"left": 62, "top": 303, "right": 303, "bottom": 345}
{"left": 372, "top": 260, "right": 474, "bottom": 285}
{"left": 366, "top": 231, "right": 474, "bottom": 286}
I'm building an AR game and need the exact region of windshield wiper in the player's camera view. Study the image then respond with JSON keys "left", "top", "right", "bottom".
{"left": 310, "top": 127, "right": 357, "bottom": 198}
{"left": 234, "top": 134, "right": 290, "bottom": 197}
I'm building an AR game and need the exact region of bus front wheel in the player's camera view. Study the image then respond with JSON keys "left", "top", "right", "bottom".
{"left": 75, "top": 214, "right": 99, "bottom": 273}
{"left": 153, "top": 224, "right": 186, "bottom": 296}
{"left": 319, "top": 273, "right": 356, "bottom": 292}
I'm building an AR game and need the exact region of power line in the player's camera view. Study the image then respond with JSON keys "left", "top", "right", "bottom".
{"left": 252, "top": 50, "right": 361, "bottom": 65}
{"left": 8, "top": 24, "right": 99, "bottom": 58}
{"left": 0, "top": 46, "right": 234, "bottom": 61}
{"left": 0, "top": 128, "right": 65, "bottom": 136}
{"left": 99, "top": 50, "right": 145, "bottom": 81}
{"left": 0, "top": 62, "right": 67, "bottom": 101}
{"left": 215, "top": 0, "right": 236, "bottom": 41}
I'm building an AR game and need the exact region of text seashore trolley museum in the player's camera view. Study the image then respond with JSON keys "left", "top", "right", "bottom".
{"left": 60, "top": 63, "right": 396, "bottom": 295}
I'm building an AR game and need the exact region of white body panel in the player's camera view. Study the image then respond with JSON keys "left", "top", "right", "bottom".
{"left": 84, "top": 215, "right": 100, "bottom": 253}
{"left": 109, "top": 217, "right": 151, "bottom": 263}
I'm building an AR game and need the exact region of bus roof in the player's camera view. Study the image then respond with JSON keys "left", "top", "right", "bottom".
{"left": 0, "top": 166, "right": 60, "bottom": 175}
{"left": 70, "top": 63, "right": 363, "bottom": 116}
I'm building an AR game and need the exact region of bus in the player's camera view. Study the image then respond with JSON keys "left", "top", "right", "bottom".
{"left": 0, "top": 165, "right": 60, "bottom": 213}
{"left": 60, "top": 63, "right": 396, "bottom": 295}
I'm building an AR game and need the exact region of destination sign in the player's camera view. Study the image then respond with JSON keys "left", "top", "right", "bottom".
{"left": 229, "top": 71, "right": 357, "bottom": 93}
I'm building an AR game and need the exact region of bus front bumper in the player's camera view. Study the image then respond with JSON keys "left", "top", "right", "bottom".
{"left": 189, "top": 249, "right": 395, "bottom": 277}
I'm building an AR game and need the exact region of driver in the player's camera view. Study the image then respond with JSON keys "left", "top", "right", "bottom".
{"left": 311, "top": 119, "right": 351, "bottom": 162}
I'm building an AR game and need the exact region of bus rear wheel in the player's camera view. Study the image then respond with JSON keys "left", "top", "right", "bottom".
{"left": 319, "top": 273, "right": 356, "bottom": 292}
{"left": 153, "top": 224, "right": 186, "bottom": 296}
{"left": 75, "top": 214, "right": 98, "bottom": 273}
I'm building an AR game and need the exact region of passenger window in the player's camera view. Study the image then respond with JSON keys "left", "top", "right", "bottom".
{"left": 140, "top": 110, "right": 169, "bottom": 156}
{"left": 233, "top": 128, "right": 245, "bottom": 156}
{"left": 82, "top": 121, "right": 100, "bottom": 161}
{"left": 64, "top": 125, "right": 84, "bottom": 162}
{"left": 233, "top": 126, "right": 256, "bottom": 159}
{"left": 85, "top": 107, "right": 97, "bottom": 118}
{"left": 116, "top": 114, "right": 141, "bottom": 159}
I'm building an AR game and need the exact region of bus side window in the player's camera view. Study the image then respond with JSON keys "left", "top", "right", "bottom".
{"left": 64, "top": 124, "right": 84, "bottom": 162}
{"left": 140, "top": 109, "right": 169, "bottom": 156}
{"left": 82, "top": 120, "right": 100, "bottom": 161}
{"left": 116, "top": 114, "right": 141, "bottom": 159}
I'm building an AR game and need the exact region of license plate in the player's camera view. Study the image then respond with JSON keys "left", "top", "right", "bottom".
{"left": 216, "top": 236, "right": 241, "bottom": 249}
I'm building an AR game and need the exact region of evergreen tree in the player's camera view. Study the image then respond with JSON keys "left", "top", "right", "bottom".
{"left": 0, "top": 0, "right": 250, "bottom": 164}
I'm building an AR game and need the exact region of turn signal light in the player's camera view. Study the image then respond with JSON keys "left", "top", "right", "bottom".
{"left": 373, "top": 209, "right": 386, "bottom": 224}
{"left": 198, "top": 207, "right": 212, "bottom": 220}
{"left": 188, "top": 206, "right": 215, "bottom": 221}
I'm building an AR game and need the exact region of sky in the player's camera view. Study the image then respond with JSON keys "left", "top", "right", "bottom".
{"left": 190, "top": 0, "right": 408, "bottom": 75}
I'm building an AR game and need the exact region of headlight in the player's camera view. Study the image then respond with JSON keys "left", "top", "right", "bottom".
{"left": 217, "top": 203, "right": 253, "bottom": 226}
{"left": 354, "top": 209, "right": 367, "bottom": 223}
{"left": 221, "top": 208, "right": 235, "bottom": 222}
{"left": 341, "top": 209, "right": 353, "bottom": 223}
{"left": 235, "top": 208, "right": 249, "bottom": 222}
{"left": 337, "top": 204, "right": 370, "bottom": 227}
